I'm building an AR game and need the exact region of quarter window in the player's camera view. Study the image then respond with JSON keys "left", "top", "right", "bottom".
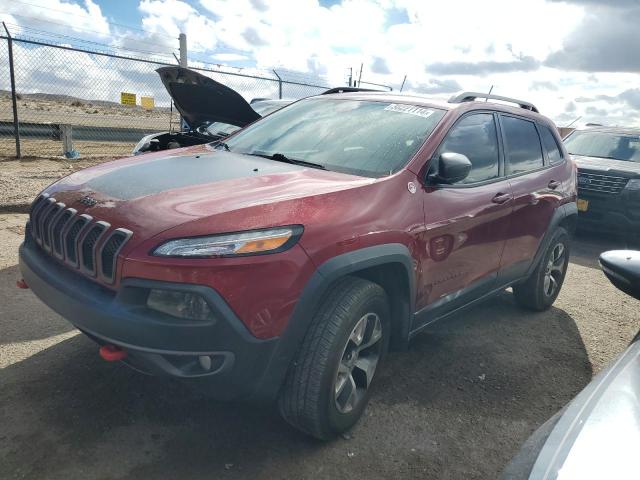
{"left": 439, "top": 113, "right": 500, "bottom": 184}
{"left": 502, "top": 116, "right": 544, "bottom": 174}
{"left": 540, "top": 126, "right": 563, "bottom": 164}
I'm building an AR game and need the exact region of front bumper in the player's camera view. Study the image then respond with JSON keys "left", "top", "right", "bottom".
{"left": 19, "top": 239, "right": 279, "bottom": 401}
{"left": 577, "top": 188, "right": 640, "bottom": 234}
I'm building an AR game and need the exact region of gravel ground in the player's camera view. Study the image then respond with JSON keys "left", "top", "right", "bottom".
{"left": 0, "top": 214, "right": 638, "bottom": 480}
{"left": 0, "top": 158, "right": 114, "bottom": 212}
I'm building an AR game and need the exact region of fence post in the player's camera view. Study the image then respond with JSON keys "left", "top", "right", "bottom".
{"left": 178, "top": 33, "right": 187, "bottom": 130}
{"left": 3, "top": 22, "right": 21, "bottom": 159}
{"left": 272, "top": 70, "right": 282, "bottom": 99}
{"left": 179, "top": 33, "right": 187, "bottom": 67}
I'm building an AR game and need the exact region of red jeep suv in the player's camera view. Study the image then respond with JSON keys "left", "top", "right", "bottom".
{"left": 19, "top": 90, "right": 577, "bottom": 439}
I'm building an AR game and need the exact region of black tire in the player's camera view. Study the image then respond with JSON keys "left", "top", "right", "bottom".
{"left": 513, "top": 227, "right": 570, "bottom": 311}
{"left": 278, "top": 276, "right": 390, "bottom": 440}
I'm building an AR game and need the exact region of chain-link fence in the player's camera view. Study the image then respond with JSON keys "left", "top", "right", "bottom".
{"left": 0, "top": 33, "right": 332, "bottom": 160}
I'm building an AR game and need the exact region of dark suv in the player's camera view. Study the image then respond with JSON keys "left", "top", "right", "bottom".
{"left": 19, "top": 91, "right": 577, "bottom": 439}
{"left": 563, "top": 126, "right": 640, "bottom": 240}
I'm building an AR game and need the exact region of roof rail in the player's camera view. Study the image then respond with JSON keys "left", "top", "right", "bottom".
{"left": 448, "top": 91, "right": 539, "bottom": 113}
{"left": 322, "top": 87, "right": 378, "bottom": 95}
{"left": 249, "top": 97, "right": 271, "bottom": 104}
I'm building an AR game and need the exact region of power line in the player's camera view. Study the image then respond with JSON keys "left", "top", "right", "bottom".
{"left": 4, "top": 22, "right": 177, "bottom": 59}
{"left": 9, "top": 0, "right": 164, "bottom": 36}
{"left": 1, "top": 12, "right": 177, "bottom": 49}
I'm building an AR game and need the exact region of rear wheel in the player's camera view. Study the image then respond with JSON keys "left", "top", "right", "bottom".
{"left": 278, "top": 276, "right": 389, "bottom": 440}
{"left": 513, "top": 227, "right": 570, "bottom": 311}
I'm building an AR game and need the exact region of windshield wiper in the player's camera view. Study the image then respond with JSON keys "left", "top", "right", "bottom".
{"left": 246, "top": 152, "right": 326, "bottom": 170}
{"left": 212, "top": 141, "right": 230, "bottom": 151}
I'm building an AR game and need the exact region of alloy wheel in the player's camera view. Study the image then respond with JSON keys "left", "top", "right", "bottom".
{"left": 334, "top": 312, "right": 383, "bottom": 414}
{"left": 544, "top": 242, "right": 566, "bottom": 297}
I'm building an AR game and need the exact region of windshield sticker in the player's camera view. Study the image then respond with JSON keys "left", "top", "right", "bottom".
{"left": 384, "top": 104, "right": 435, "bottom": 118}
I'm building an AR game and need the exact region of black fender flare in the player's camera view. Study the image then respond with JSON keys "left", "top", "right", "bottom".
{"left": 526, "top": 202, "right": 578, "bottom": 277}
{"left": 252, "top": 243, "right": 415, "bottom": 401}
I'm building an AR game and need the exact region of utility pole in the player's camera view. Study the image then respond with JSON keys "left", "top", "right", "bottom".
{"left": 3, "top": 22, "right": 20, "bottom": 158}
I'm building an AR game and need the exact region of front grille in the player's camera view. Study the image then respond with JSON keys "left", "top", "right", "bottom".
{"left": 29, "top": 194, "right": 132, "bottom": 283}
{"left": 577, "top": 171, "right": 629, "bottom": 195}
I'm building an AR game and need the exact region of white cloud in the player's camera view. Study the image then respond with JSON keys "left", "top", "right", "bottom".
{"left": 211, "top": 53, "right": 250, "bottom": 62}
{"left": 0, "top": 0, "right": 110, "bottom": 37}
{"left": 4, "top": 0, "right": 640, "bottom": 127}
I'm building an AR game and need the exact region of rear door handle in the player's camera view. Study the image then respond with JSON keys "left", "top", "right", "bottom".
{"left": 491, "top": 192, "right": 512, "bottom": 204}
{"left": 548, "top": 180, "right": 561, "bottom": 190}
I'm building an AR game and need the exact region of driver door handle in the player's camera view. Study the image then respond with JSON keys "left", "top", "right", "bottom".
{"left": 491, "top": 192, "right": 512, "bottom": 204}
{"left": 548, "top": 180, "right": 561, "bottom": 190}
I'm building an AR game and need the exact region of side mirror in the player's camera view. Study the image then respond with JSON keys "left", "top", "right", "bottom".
{"left": 600, "top": 250, "right": 640, "bottom": 301}
{"left": 429, "top": 152, "right": 472, "bottom": 185}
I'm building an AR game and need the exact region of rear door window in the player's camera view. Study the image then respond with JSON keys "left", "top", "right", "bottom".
{"left": 438, "top": 113, "right": 500, "bottom": 184}
{"left": 501, "top": 116, "right": 544, "bottom": 174}
{"left": 539, "top": 126, "right": 563, "bottom": 164}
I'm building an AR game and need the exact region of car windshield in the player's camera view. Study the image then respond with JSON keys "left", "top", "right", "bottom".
{"left": 564, "top": 131, "right": 640, "bottom": 162}
{"left": 205, "top": 101, "right": 288, "bottom": 137}
{"left": 223, "top": 98, "right": 446, "bottom": 177}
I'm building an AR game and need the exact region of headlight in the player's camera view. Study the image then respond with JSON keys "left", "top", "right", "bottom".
{"left": 147, "top": 289, "right": 214, "bottom": 321}
{"left": 153, "top": 225, "right": 303, "bottom": 257}
{"left": 132, "top": 133, "right": 160, "bottom": 155}
{"left": 625, "top": 178, "right": 640, "bottom": 191}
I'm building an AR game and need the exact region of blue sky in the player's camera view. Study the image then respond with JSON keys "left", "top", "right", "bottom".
{"left": 2, "top": 0, "right": 640, "bottom": 126}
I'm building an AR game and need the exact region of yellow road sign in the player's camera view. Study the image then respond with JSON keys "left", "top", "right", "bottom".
{"left": 141, "top": 96, "right": 154, "bottom": 109}
{"left": 120, "top": 92, "right": 136, "bottom": 106}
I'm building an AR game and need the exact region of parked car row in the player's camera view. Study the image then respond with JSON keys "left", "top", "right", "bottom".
{"left": 563, "top": 126, "right": 640, "bottom": 243}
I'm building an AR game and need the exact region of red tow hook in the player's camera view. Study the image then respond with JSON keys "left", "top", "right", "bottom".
{"left": 16, "top": 278, "right": 29, "bottom": 289}
{"left": 99, "top": 344, "right": 128, "bottom": 362}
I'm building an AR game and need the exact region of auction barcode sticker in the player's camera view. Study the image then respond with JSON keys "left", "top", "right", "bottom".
{"left": 384, "top": 104, "right": 435, "bottom": 118}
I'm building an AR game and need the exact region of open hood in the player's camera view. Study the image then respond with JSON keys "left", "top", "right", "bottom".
{"left": 156, "top": 66, "right": 261, "bottom": 129}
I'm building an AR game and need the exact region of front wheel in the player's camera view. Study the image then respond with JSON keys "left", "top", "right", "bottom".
{"left": 513, "top": 227, "right": 570, "bottom": 311}
{"left": 278, "top": 276, "right": 389, "bottom": 440}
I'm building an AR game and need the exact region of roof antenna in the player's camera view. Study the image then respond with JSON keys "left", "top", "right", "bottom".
{"left": 485, "top": 85, "right": 494, "bottom": 101}
{"left": 565, "top": 116, "right": 581, "bottom": 128}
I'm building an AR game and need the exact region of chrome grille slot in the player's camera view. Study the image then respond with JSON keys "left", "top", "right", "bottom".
{"left": 100, "top": 229, "right": 132, "bottom": 283}
{"left": 29, "top": 194, "right": 49, "bottom": 241}
{"left": 80, "top": 222, "right": 109, "bottom": 275}
{"left": 64, "top": 215, "right": 91, "bottom": 266}
{"left": 51, "top": 208, "right": 75, "bottom": 258}
{"left": 35, "top": 198, "right": 56, "bottom": 244}
{"left": 577, "top": 171, "right": 629, "bottom": 195}
{"left": 41, "top": 203, "right": 64, "bottom": 251}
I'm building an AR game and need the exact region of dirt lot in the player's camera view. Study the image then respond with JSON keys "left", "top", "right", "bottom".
{"left": 0, "top": 212, "right": 638, "bottom": 479}
{"left": 0, "top": 157, "right": 116, "bottom": 212}
{"left": 0, "top": 91, "right": 179, "bottom": 130}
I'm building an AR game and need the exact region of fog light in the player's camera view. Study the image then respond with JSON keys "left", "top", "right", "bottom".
{"left": 146, "top": 289, "right": 215, "bottom": 321}
{"left": 198, "top": 355, "right": 212, "bottom": 371}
